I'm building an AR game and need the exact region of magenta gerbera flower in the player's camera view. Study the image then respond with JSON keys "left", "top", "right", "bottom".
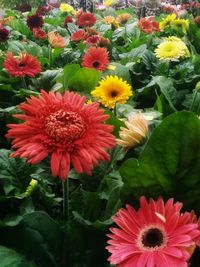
{"left": 106, "top": 197, "right": 200, "bottom": 267}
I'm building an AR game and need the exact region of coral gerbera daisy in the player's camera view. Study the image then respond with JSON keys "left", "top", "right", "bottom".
{"left": 77, "top": 12, "right": 96, "bottom": 27}
{"left": 91, "top": 75, "right": 132, "bottom": 109}
{"left": 71, "top": 29, "right": 88, "bottom": 42}
{"left": 6, "top": 90, "right": 116, "bottom": 180}
{"left": 0, "top": 27, "right": 10, "bottom": 42}
{"left": 106, "top": 196, "right": 200, "bottom": 267}
{"left": 155, "top": 36, "right": 190, "bottom": 61}
{"left": 3, "top": 52, "right": 42, "bottom": 77}
{"left": 48, "top": 32, "right": 66, "bottom": 48}
{"left": 138, "top": 16, "right": 160, "bottom": 34}
{"left": 27, "top": 14, "right": 44, "bottom": 30}
{"left": 81, "top": 47, "right": 109, "bottom": 71}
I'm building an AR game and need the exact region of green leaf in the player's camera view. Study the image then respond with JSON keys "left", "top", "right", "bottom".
{"left": 119, "top": 44, "right": 147, "bottom": 61}
{"left": 105, "top": 109, "right": 125, "bottom": 137}
{"left": 0, "top": 149, "right": 37, "bottom": 196}
{"left": 144, "top": 76, "right": 177, "bottom": 112}
{"left": 68, "top": 67, "right": 101, "bottom": 92}
{"left": 0, "top": 245, "right": 37, "bottom": 267}
{"left": 0, "top": 211, "right": 62, "bottom": 267}
{"left": 56, "top": 64, "right": 81, "bottom": 89}
{"left": 120, "top": 111, "right": 200, "bottom": 211}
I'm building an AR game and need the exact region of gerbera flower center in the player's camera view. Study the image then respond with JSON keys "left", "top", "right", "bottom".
{"left": 110, "top": 90, "right": 118, "bottom": 97}
{"left": 142, "top": 228, "right": 164, "bottom": 248}
{"left": 138, "top": 225, "right": 167, "bottom": 251}
{"left": 45, "top": 110, "right": 86, "bottom": 144}
{"left": 92, "top": 61, "right": 100, "bottom": 68}
{"left": 19, "top": 62, "right": 26, "bottom": 67}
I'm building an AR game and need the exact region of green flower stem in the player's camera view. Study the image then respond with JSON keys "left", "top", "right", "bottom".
{"left": 49, "top": 45, "right": 53, "bottom": 68}
{"left": 190, "top": 90, "right": 198, "bottom": 112}
{"left": 21, "top": 76, "right": 28, "bottom": 89}
{"left": 62, "top": 179, "right": 70, "bottom": 220}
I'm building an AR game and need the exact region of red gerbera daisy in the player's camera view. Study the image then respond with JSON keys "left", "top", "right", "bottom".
{"left": 27, "top": 14, "right": 44, "bottom": 30}
{"left": 6, "top": 90, "right": 116, "bottom": 180}
{"left": 64, "top": 16, "right": 74, "bottom": 29}
{"left": 37, "top": 5, "right": 52, "bottom": 15}
{"left": 33, "top": 28, "right": 46, "bottom": 40}
{"left": 107, "top": 196, "right": 200, "bottom": 267}
{"left": 3, "top": 52, "right": 42, "bottom": 77}
{"left": 138, "top": 16, "right": 160, "bottom": 34}
{"left": 0, "top": 27, "right": 9, "bottom": 42}
{"left": 82, "top": 47, "right": 109, "bottom": 71}
{"left": 77, "top": 12, "right": 96, "bottom": 27}
{"left": 84, "top": 35, "right": 101, "bottom": 46}
{"left": 71, "top": 29, "right": 88, "bottom": 42}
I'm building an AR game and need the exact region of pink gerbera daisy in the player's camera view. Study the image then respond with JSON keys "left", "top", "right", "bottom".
{"left": 6, "top": 90, "right": 116, "bottom": 180}
{"left": 106, "top": 196, "right": 200, "bottom": 267}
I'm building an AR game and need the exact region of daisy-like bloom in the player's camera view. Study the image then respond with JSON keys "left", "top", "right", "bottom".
{"left": 194, "top": 16, "right": 200, "bottom": 26}
{"left": 138, "top": 16, "right": 160, "bottom": 34}
{"left": 159, "top": 13, "right": 176, "bottom": 30}
{"left": 77, "top": 12, "right": 96, "bottom": 27}
{"left": 0, "top": 16, "right": 14, "bottom": 26}
{"left": 84, "top": 35, "right": 101, "bottom": 46}
{"left": 117, "top": 114, "right": 148, "bottom": 149}
{"left": 6, "top": 90, "right": 116, "bottom": 180}
{"left": 106, "top": 196, "right": 200, "bottom": 267}
{"left": 103, "top": 16, "right": 120, "bottom": 29}
{"left": 3, "top": 52, "right": 41, "bottom": 77}
{"left": 105, "top": 0, "right": 118, "bottom": 7}
{"left": 33, "top": 28, "right": 46, "bottom": 40}
{"left": 48, "top": 32, "right": 65, "bottom": 48}
{"left": 81, "top": 47, "right": 109, "bottom": 71}
{"left": 155, "top": 36, "right": 190, "bottom": 61}
{"left": 85, "top": 28, "right": 99, "bottom": 36}
{"left": 64, "top": 16, "right": 74, "bottom": 29}
{"left": 71, "top": 29, "right": 88, "bottom": 42}
{"left": 60, "top": 3, "right": 75, "bottom": 14}
{"left": 0, "top": 27, "right": 10, "bottom": 42}
{"left": 91, "top": 76, "right": 132, "bottom": 109}
{"left": 37, "top": 5, "right": 53, "bottom": 15}
{"left": 27, "top": 14, "right": 44, "bottom": 30}
{"left": 171, "top": 18, "right": 189, "bottom": 33}
{"left": 117, "top": 13, "right": 132, "bottom": 24}
{"left": 98, "top": 36, "right": 110, "bottom": 48}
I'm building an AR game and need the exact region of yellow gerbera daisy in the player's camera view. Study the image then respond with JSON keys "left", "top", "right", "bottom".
{"left": 171, "top": 18, "right": 189, "bottom": 33}
{"left": 91, "top": 76, "right": 133, "bottom": 109}
{"left": 105, "top": 0, "right": 118, "bottom": 7}
{"left": 60, "top": 3, "right": 75, "bottom": 14}
{"left": 155, "top": 36, "right": 190, "bottom": 61}
{"left": 159, "top": 13, "right": 176, "bottom": 30}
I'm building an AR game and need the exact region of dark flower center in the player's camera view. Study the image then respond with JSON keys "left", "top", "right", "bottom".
{"left": 19, "top": 63, "right": 26, "bottom": 67}
{"left": 45, "top": 110, "right": 86, "bottom": 144}
{"left": 141, "top": 228, "right": 164, "bottom": 248}
{"left": 110, "top": 90, "right": 118, "bottom": 97}
{"left": 92, "top": 61, "right": 100, "bottom": 68}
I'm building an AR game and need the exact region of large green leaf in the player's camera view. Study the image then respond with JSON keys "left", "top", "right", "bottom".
{"left": 0, "top": 211, "right": 62, "bottom": 267}
{"left": 0, "top": 245, "right": 37, "bottom": 267}
{"left": 68, "top": 67, "right": 101, "bottom": 92}
{"left": 120, "top": 111, "right": 200, "bottom": 211}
